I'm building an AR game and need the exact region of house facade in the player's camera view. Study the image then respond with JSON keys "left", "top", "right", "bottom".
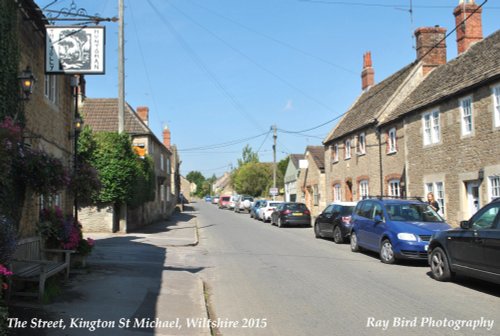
{"left": 79, "top": 99, "right": 175, "bottom": 232}
{"left": 296, "top": 146, "right": 326, "bottom": 218}
{"left": 284, "top": 154, "right": 304, "bottom": 202}
{"left": 14, "top": 0, "right": 74, "bottom": 237}
{"left": 381, "top": 2, "right": 500, "bottom": 225}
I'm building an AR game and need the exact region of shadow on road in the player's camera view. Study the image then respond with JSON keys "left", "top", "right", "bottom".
{"left": 424, "top": 271, "right": 500, "bottom": 297}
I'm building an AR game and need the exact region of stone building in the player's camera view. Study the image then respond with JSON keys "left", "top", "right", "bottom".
{"left": 284, "top": 154, "right": 304, "bottom": 202}
{"left": 381, "top": 3, "right": 500, "bottom": 224}
{"left": 79, "top": 99, "right": 175, "bottom": 232}
{"left": 14, "top": 0, "right": 74, "bottom": 237}
{"left": 296, "top": 146, "right": 325, "bottom": 218}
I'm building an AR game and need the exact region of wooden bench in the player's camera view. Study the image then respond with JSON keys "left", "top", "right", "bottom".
{"left": 6, "top": 236, "right": 74, "bottom": 303}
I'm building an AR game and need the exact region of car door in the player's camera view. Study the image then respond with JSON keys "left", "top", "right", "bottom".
{"left": 365, "top": 202, "right": 385, "bottom": 250}
{"left": 473, "top": 202, "right": 500, "bottom": 276}
{"left": 448, "top": 203, "right": 496, "bottom": 271}
{"left": 355, "top": 201, "right": 374, "bottom": 249}
{"left": 318, "top": 204, "right": 335, "bottom": 234}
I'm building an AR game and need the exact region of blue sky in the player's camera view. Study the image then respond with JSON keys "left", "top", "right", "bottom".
{"left": 37, "top": 0, "right": 499, "bottom": 177}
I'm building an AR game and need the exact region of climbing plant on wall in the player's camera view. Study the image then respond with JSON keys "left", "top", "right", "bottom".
{"left": 0, "top": 0, "right": 22, "bottom": 124}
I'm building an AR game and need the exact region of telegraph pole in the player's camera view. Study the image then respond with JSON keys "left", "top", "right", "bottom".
{"left": 118, "top": 0, "right": 125, "bottom": 133}
{"left": 272, "top": 124, "right": 277, "bottom": 193}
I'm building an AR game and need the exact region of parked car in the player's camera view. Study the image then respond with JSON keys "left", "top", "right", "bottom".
{"left": 218, "top": 195, "right": 230, "bottom": 209}
{"left": 212, "top": 195, "right": 220, "bottom": 205}
{"left": 350, "top": 198, "right": 451, "bottom": 264}
{"left": 204, "top": 195, "right": 212, "bottom": 202}
{"left": 314, "top": 202, "right": 357, "bottom": 243}
{"left": 228, "top": 195, "right": 239, "bottom": 210}
{"left": 271, "top": 202, "right": 311, "bottom": 227}
{"left": 428, "top": 198, "right": 500, "bottom": 284}
{"left": 250, "top": 200, "right": 266, "bottom": 219}
{"left": 235, "top": 195, "right": 254, "bottom": 213}
{"left": 259, "top": 201, "right": 283, "bottom": 222}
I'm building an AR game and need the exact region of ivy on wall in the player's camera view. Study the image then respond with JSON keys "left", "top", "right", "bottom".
{"left": 0, "top": 0, "right": 22, "bottom": 124}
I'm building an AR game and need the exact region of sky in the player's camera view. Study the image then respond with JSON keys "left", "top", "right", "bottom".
{"left": 36, "top": 0, "right": 499, "bottom": 177}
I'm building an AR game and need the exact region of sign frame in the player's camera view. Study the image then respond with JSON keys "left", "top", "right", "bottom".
{"left": 45, "top": 25, "right": 105, "bottom": 74}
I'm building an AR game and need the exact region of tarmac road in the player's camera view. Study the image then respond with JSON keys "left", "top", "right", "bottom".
{"left": 195, "top": 201, "right": 500, "bottom": 336}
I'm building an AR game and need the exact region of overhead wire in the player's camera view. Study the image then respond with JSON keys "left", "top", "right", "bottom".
{"left": 166, "top": 1, "right": 341, "bottom": 115}
{"left": 145, "top": 0, "right": 265, "bottom": 131}
{"left": 178, "top": 131, "right": 270, "bottom": 151}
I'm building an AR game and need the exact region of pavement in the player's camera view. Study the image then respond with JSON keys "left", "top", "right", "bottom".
{"left": 8, "top": 205, "right": 211, "bottom": 336}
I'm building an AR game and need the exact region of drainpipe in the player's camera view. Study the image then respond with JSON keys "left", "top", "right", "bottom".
{"left": 376, "top": 125, "right": 384, "bottom": 196}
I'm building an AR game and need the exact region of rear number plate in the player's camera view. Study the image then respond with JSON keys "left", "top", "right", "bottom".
{"left": 293, "top": 213, "right": 302, "bottom": 216}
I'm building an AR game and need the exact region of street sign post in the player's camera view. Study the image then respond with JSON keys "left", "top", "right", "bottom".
{"left": 269, "top": 187, "right": 278, "bottom": 196}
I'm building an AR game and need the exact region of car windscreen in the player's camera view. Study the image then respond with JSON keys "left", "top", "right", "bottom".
{"left": 269, "top": 202, "right": 281, "bottom": 207}
{"left": 385, "top": 203, "right": 444, "bottom": 222}
{"left": 243, "top": 197, "right": 254, "bottom": 201}
{"left": 340, "top": 206, "right": 355, "bottom": 216}
{"left": 286, "top": 203, "right": 307, "bottom": 211}
{"left": 221, "top": 197, "right": 230, "bottom": 201}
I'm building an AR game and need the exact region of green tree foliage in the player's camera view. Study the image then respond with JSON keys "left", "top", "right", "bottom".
{"left": 237, "top": 144, "right": 259, "bottom": 167}
{"left": 128, "top": 156, "right": 155, "bottom": 208}
{"left": 91, "top": 132, "right": 140, "bottom": 204}
{"left": 186, "top": 171, "right": 205, "bottom": 195}
{"left": 0, "top": 0, "right": 22, "bottom": 124}
{"left": 232, "top": 162, "right": 272, "bottom": 197}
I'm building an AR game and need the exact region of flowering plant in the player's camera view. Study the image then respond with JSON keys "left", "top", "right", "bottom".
{"left": 37, "top": 208, "right": 95, "bottom": 256}
{"left": 0, "top": 265, "right": 12, "bottom": 294}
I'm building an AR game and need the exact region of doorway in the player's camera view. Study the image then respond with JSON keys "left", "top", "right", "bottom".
{"left": 466, "top": 181, "right": 480, "bottom": 218}
{"left": 345, "top": 180, "right": 353, "bottom": 202}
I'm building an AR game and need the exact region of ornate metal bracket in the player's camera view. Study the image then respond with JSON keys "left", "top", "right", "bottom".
{"left": 41, "top": 0, "right": 117, "bottom": 25}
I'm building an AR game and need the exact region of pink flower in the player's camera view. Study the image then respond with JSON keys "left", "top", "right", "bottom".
{"left": 2, "top": 283, "right": 8, "bottom": 290}
{"left": 0, "top": 264, "right": 13, "bottom": 276}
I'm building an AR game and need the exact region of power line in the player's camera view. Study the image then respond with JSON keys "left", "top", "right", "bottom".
{"left": 298, "top": 0, "right": 499, "bottom": 10}
{"left": 178, "top": 131, "right": 269, "bottom": 151}
{"left": 167, "top": 1, "right": 341, "bottom": 115}
{"left": 187, "top": 0, "right": 357, "bottom": 75}
{"left": 278, "top": 112, "right": 346, "bottom": 134}
{"left": 145, "top": 0, "right": 265, "bottom": 131}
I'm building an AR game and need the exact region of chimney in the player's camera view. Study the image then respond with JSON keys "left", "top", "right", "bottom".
{"left": 361, "top": 52, "right": 374, "bottom": 91}
{"left": 136, "top": 106, "right": 149, "bottom": 125}
{"left": 163, "top": 125, "right": 171, "bottom": 149}
{"left": 454, "top": 0, "right": 483, "bottom": 54}
{"left": 415, "top": 26, "right": 447, "bottom": 75}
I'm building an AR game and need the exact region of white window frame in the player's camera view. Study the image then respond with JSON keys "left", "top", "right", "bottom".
{"left": 357, "top": 133, "right": 366, "bottom": 155}
{"left": 44, "top": 74, "right": 57, "bottom": 103}
{"left": 160, "top": 154, "right": 165, "bottom": 171}
{"left": 345, "top": 139, "right": 351, "bottom": 160}
{"left": 422, "top": 110, "right": 440, "bottom": 145}
{"left": 160, "top": 184, "right": 165, "bottom": 202}
{"left": 332, "top": 144, "right": 339, "bottom": 163}
{"left": 359, "top": 180, "right": 369, "bottom": 200}
{"left": 388, "top": 128, "right": 397, "bottom": 153}
{"left": 460, "top": 96, "right": 473, "bottom": 136}
{"left": 313, "top": 185, "right": 319, "bottom": 206}
{"left": 388, "top": 179, "right": 400, "bottom": 197}
{"left": 333, "top": 184, "right": 342, "bottom": 202}
{"left": 425, "top": 182, "right": 445, "bottom": 217}
{"left": 493, "top": 85, "right": 500, "bottom": 128}
{"left": 489, "top": 176, "right": 500, "bottom": 202}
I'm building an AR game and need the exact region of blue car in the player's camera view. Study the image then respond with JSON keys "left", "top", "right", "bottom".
{"left": 250, "top": 200, "right": 266, "bottom": 219}
{"left": 204, "top": 195, "right": 212, "bottom": 202}
{"left": 350, "top": 198, "right": 451, "bottom": 264}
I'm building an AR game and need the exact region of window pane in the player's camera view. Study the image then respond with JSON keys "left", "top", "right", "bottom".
{"left": 494, "top": 86, "right": 500, "bottom": 127}
{"left": 461, "top": 97, "right": 472, "bottom": 135}
{"left": 490, "top": 176, "right": 500, "bottom": 200}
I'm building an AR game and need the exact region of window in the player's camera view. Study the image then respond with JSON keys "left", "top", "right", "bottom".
{"left": 39, "top": 193, "right": 61, "bottom": 211}
{"left": 313, "top": 185, "right": 319, "bottom": 206}
{"left": 423, "top": 110, "right": 440, "bottom": 145}
{"left": 460, "top": 96, "right": 473, "bottom": 136}
{"left": 387, "top": 128, "right": 397, "bottom": 153}
{"left": 357, "top": 133, "right": 366, "bottom": 155}
{"left": 494, "top": 85, "right": 500, "bottom": 128}
{"left": 160, "top": 154, "right": 165, "bottom": 171}
{"left": 166, "top": 158, "right": 171, "bottom": 173}
{"left": 345, "top": 139, "right": 351, "bottom": 159}
{"left": 426, "top": 182, "right": 445, "bottom": 216}
{"left": 166, "top": 186, "right": 171, "bottom": 201}
{"left": 333, "top": 184, "right": 342, "bottom": 202}
{"left": 359, "top": 180, "right": 369, "bottom": 200}
{"left": 489, "top": 176, "right": 500, "bottom": 201}
{"left": 44, "top": 75, "right": 57, "bottom": 103}
{"left": 332, "top": 144, "right": 339, "bottom": 163}
{"left": 388, "top": 179, "right": 400, "bottom": 197}
{"left": 470, "top": 203, "right": 499, "bottom": 230}
{"left": 160, "top": 184, "right": 165, "bottom": 202}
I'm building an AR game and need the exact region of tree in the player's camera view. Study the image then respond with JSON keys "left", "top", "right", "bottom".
{"left": 186, "top": 171, "right": 205, "bottom": 196}
{"left": 232, "top": 162, "right": 272, "bottom": 197}
{"left": 237, "top": 144, "right": 259, "bottom": 167}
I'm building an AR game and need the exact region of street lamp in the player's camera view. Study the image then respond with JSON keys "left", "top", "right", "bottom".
{"left": 18, "top": 66, "right": 36, "bottom": 100}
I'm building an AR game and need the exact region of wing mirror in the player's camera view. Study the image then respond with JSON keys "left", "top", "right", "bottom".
{"left": 374, "top": 215, "right": 384, "bottom": 223}
{"left": 460, "top": 220, "right": 471, "bottom": 229}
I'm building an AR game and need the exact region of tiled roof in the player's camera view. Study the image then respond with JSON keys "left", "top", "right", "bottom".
{"left": 324, "top": 63, "right": 418, "bottom": 144}
{"left": 306, "top": 146, "right": 325, "bottom": 172}
{"left": 383, "top": 30, "right": 500, "bottom": 124}
{"left": 289, "top": 154, "right": 305, "bottom": 168}
{"left": 80, "top": 98, "right": 149, "bottom": 134}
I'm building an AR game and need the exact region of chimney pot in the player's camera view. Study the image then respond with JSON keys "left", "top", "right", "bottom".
{"left": 163, "top": 125, "right": 171, "bottom": 149}
{"left": 136, "top": 106, "right": 149, "bottom": 126}
{"left": 361, "top": 51, "right": 375, "bottom": 90}
{"left": 453, "top": 0, "right": 483, "bottom": 54}
{"left": 415, "top": 26, "right": 447, "bottom": 75}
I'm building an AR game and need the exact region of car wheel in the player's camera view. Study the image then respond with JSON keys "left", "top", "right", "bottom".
{"left": 278, "top": 218, "right": 283, "bottom": 228}
{"left": 430, "top": 247, "right": 453, "bottom": 282}
{"left": 350, "top": 231, "right": 360, "bottom": 252}
{"left": 314, "top": 223, "right": 321, "bottom": 238}
{"left": 380, "top": 239, "right": 396, "bottom": 264}
{"left": 333, "top": 226, "right": 344, "bottom": 244}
